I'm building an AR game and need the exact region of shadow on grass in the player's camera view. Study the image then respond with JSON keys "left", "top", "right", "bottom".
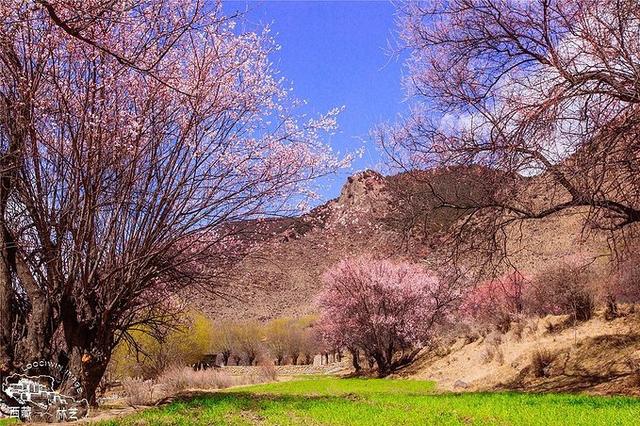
{"left": 167, "top": 390, "right": 363, "bottom": 409}
{"left": 152, "top": 387, "right": 640, "bottom": 414}
{"left": 101, "top": 391, "right": 370, "bottom": 425}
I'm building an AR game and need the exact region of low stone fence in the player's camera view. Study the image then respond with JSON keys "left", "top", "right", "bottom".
{"left": 220, "top": 361, "right": 349, "bottom": 376}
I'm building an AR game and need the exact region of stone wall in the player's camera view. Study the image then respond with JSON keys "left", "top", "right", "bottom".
{"left": 220, "top": 360, "right": 349, "bottom": 376}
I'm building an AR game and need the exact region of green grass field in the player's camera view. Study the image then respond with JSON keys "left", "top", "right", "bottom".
{"left": 90, "top": 376, "right": 640, "bottom": 425}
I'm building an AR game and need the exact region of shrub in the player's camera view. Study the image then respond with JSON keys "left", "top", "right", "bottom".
{"left": 157, "top": 367, "right": 235, "bottom": 394}
{"left": 531, "top": 349, "right": 555, "bottom": 378}
{"left": 510, "top": 320, "right": 526, "bottom": 341}
{"left": 459, "top": 272, "right": 528, "bottom": 332}
{"left": 258, "top": 361, "right": 278, "bottom": 381}
{"left": 526, "top": 262, "right": 596, "bottom": 321}
{"left": 121, "top": 377, "right": 162, "bottom": 406}
{"left": 317, "top": 257, "right": 454, "bottom": 377}
{"left": 481, "top": 343, "right": 504, "bottom": 365}
{"left": 122, "top": 366, "right": 278, "bottom": 404}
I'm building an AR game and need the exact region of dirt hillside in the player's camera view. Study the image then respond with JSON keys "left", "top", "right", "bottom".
{"left": 399, "top": 308, "right": 640, "bottom": 396}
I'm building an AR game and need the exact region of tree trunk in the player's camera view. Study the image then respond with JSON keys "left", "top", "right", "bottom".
{"left": 605, "top": 297, "right": 618, "bottom": 320}
{"left": 374, "top": 354, "right": 390, "bottom": 378}
{"left": 366, "top": 356, "right": 375, "bottom": 369}
{"left": 0, "top": 124, "right": 18, "bottom": 375}
{"left": 61, "top": 300, "right": 113, "bottom": 407}
{"left": 0, "top": 229, "right": 13, "bottom": 374}
{"left": 66, "top": 344, "right": 110, "bottom": 407}
{"left": 14, "top": 256, "right": 54, "bottom": 365}
{"left": 392, "top": 347, "right": 422, "bottom": 371}
{"left": 349, "top": 348, "right": 361, "bottom": 372}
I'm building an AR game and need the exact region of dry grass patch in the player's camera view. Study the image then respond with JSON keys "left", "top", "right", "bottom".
{"left": 121, "top": 366, "right": 277, "bottom": 406}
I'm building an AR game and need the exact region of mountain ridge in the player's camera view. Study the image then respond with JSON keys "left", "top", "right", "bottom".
{"left": 199, "top": 167, "right": 615, "bottom": 322}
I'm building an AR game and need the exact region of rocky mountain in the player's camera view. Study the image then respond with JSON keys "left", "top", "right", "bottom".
{"left": 199, "top": 168, "right": 615, "bottom": 322}
{"left": 198, "top": 170, "right": 396, "bottom": 321}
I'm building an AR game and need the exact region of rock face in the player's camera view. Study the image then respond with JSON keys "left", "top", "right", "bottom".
{"left": 335, "top": 170, "right": 388, "bottom": 215}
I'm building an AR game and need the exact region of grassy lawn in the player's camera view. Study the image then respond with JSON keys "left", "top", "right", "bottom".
{"left": 91, "top": 376, "right": 640, "bottom": 425}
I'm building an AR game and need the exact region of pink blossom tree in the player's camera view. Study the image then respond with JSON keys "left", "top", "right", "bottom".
{"left": 317, "top": 257, "right": 455, "bottom": 376}
{"left": 0, "top": 1, "right": 345, "bottom": 403}
{"left": 605, "top": 252, "right": 640, "bottom": 316}
{"left": 459, "top": 272, "right": 528, "bottom": 332}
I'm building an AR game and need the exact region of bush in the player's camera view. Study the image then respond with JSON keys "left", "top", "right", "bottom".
{"left": 459, "top": 272, "right": 528, "bottom": 332}
{"left": 258, "top": 361, "right": 278, "bottom": 381}
{"left": 122, "top": 366, "right": 278, "bottom": 404}
{"left": 121, "top": 377, "right": 163, "bottom": 406}
{"left": 526, "top": 262, "right": 596, "bottom": 321}
{"left": 531, "top": 349, "right": 555, "bottom": 378}
{"left": 481, "top": 335, "right": 504, "bottom": 365}
{"left": 158, "top": 367, "right": 235, "bottom": 394}
{"left": 510, "top": 320, "right": 526, "bottom": 341}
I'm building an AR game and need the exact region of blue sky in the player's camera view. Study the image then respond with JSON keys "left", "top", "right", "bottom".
{"left": 223, "top": 0, "right": 407, "bottom": 202}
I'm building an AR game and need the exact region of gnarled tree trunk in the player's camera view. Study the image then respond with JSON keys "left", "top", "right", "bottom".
{"left": 0, "top": 228, "right": 14, "bottom": 374}
{"left": 61, "top": 297, "right": 113, "bottom": 406}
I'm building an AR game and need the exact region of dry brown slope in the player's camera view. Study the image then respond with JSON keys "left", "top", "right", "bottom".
{"left": 400, "top": 309, "right": 640, "bottom": 396}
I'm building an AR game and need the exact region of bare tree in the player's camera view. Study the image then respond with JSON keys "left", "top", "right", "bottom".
{"left": 380, "top": 0, "right": 640, "bottom": 269}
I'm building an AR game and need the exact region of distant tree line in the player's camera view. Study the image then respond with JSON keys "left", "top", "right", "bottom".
{"left": 108, "top": 314, "right": 328, "bottom": 383}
